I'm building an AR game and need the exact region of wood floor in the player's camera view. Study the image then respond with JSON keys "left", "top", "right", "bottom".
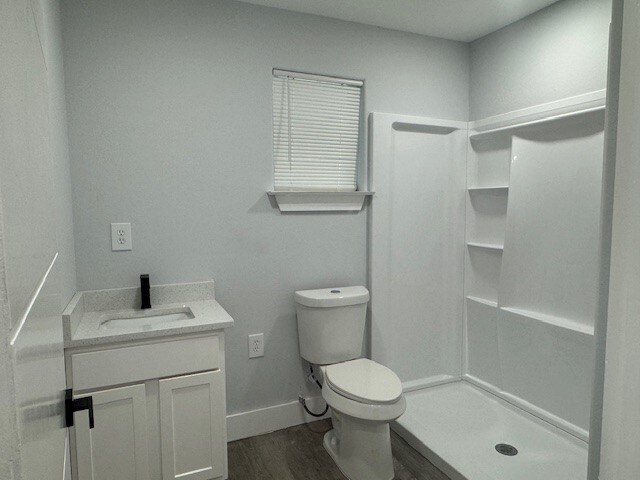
{"left": 227, "top": 419, "right": 451, "bottom": 480}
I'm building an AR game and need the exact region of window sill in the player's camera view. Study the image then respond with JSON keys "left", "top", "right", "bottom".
{"left": 267, "top": 191, "right": 374, "bottom": 212}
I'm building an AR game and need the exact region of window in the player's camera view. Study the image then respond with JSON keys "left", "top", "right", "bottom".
{"left": 272, "top": 69, "right": 363, "bottom": 192}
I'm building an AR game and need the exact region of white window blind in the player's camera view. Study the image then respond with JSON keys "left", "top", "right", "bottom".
{"left": 272, "top": 71, "right": 362, "bottom": 191}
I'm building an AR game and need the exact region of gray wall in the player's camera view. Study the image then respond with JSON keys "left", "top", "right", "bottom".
{"left": 61, "top": 0, "right": 469, "bottom": 414}
{"left": 469, "top": 0, "right": 611, "bottom": 120}
{"left": 44, "top": 0, "right": 77, "bottom": 307}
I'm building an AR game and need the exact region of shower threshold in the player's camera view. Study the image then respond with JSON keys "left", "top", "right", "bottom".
{"left": 392, "top": 381, "right": 587, "bottom": 480}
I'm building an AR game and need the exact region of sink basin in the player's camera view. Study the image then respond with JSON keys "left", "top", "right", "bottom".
{"left": 99, "top": 307, "right": 195, "bottom": 331}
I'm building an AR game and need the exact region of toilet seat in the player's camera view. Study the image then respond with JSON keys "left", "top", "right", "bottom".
{"left": 324, "top": 358, "right": 403, "bottom": 405}
{"left": 321, "top": 359, "right": 406, "bottom": 422}
{"left": 322, "top": 378, "right": 406, "bottom": 423}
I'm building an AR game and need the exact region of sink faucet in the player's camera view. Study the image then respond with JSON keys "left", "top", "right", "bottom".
{"left": 140, "top": 274, "right": 151, "bottom": 309}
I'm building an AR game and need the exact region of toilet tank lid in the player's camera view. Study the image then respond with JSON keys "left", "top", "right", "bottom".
{"left": 294, "top": 286, "right": 369, "bottom": 308}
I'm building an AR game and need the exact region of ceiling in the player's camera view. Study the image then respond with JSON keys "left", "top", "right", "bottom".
{"left": 235, "top": 0, "right": 562, "bottom": 42}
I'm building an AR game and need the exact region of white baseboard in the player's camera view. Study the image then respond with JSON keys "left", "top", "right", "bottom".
{"left": 226, "top": 396, "right": 330, "bottom": 442}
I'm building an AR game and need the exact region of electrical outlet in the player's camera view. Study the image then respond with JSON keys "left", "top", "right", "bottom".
{"left": 248, "top": 333, "right": 264, "bottom": 358}
{"left": 111, "top": 223, "right": 132, "bottom": 251}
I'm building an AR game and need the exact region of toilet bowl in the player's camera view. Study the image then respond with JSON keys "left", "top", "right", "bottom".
{"left": 320, "top": 359, "right": 406, "bottom": 480}
{"left": 294, "top": 286, "right": 405, "bottom": 480}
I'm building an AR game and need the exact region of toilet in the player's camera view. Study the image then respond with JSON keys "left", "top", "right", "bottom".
{"left": 295, "top": 286, "right": 406, "bottom": 480}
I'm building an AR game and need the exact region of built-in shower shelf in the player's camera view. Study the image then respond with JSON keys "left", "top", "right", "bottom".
{"left": 500, "top": 306, "right": 595, "bottom": 336}
{"left": 466, "top": 242, "right": 504, "bottom": 251}
{"left": 467, "top": 186, "right": 509, "bottom": 193}
{"left": 469, "top": 104, "right": 606, "bottom": 141}
{"left": 465, "top": 296, "right": 498, "bottom": 308}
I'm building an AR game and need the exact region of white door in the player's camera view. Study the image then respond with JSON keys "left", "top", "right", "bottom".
{"left": 1, "top": 0, "right": 70, "bottom": 478}
{"left": 74, "top": 384, "right": 150, "bottom": 480}
{"left": 159, "top": 371, "right": 225, "bottom": 480}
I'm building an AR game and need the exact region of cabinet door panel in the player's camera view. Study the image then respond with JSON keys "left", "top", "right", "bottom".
{"left": 159, "top": 371, "right": 224, "bottom": 480}
{"left": 74, "top": 384, "right": 150, "bottom": 480}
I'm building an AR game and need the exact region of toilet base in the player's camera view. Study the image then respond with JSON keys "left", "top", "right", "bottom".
{"left": 323, "top": 410, "right": 395, "bottom": 480}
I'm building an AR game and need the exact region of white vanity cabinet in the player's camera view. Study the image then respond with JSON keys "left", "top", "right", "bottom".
{"left": 73, "top": 384, "right": 150, "bottom": 480}
{"left": 66, "top": 332, "right": 228, "bottom": 480}
{"left": 159, "top": 371, "right": 225, "bottom": 480}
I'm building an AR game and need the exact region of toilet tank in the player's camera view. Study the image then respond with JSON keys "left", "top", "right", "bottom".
{"left": 295, "top": 286, "right": 369, "bottom": 365}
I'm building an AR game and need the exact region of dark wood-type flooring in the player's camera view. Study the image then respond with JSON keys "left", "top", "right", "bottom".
{"left": 228, "top": 419, "right": 451, "bottom": 480}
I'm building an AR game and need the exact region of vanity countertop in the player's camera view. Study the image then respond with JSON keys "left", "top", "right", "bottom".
{"left": 63, "top": 280, "right": 234, "bottom": 348}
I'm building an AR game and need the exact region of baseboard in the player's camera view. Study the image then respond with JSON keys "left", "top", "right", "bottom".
{"left": 226, "top": 396, "right": 330, "bottom": 442}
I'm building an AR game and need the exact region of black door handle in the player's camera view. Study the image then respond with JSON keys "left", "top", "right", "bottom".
{"left": 65, "top": 389, "right": 95, "bottom": 429}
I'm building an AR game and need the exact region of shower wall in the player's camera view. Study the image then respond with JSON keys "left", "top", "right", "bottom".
{"left": 461, "top": 0, "right": 612, "bottom": 445}
{"left": 464, "top": 103, "right": 605, "bottom": 440}
{"left": 370, "top": 114, "right": 467, "bottom": 389}
{"left": 370, "top": 95, "right": 605, "bottom": 443}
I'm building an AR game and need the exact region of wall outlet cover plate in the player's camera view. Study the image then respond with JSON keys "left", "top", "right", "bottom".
{"left": 111, "top": 223, "right": 132, "bottom": 251}
{"left": 248, "top": 333, "right": 264, "bottom": 358}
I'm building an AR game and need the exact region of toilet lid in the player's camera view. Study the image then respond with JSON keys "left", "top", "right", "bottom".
{"left": 324, "top": 358, "right": 403, "bottom": 405}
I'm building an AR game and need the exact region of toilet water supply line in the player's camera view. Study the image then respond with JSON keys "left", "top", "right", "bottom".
{"left": 299, "top": 365, "right": 329, "bottom": 417}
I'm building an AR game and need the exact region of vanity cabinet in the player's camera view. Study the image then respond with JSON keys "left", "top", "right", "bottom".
{"left": 66, "top": 332, "right": 228, "bottom": 480}
{"left": 159, "top": 371, "right": 225, "bottom": 480}
{"left": 73, "top": 384, "right": 150, "bottom": 480}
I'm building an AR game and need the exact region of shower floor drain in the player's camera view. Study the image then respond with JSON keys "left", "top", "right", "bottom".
{"left": 495, "top": 443, "right": 518, "bottom": 456}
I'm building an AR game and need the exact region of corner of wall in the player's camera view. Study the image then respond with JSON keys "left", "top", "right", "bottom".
{"left": 41, "top": 0, "right": 78, "bottom": 306}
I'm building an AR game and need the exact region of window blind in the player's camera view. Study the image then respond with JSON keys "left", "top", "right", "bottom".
{"left": 272, "top": 72, "right": 362, "bottom": 191}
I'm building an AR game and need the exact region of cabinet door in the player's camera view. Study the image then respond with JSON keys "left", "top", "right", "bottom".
{"left": 159, "top": 371, "right": 225, "bottom": 480}
{"left": 74, "top": 384, "right": 150, "bottom": 480}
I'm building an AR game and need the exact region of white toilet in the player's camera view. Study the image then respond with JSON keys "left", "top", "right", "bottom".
{"left": 295, "top": 286, "right": 406, "bottom": 480}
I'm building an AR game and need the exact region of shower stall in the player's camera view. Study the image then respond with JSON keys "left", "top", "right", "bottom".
{"left": 369, "top": 90, "right": 606, "bottom": 480}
